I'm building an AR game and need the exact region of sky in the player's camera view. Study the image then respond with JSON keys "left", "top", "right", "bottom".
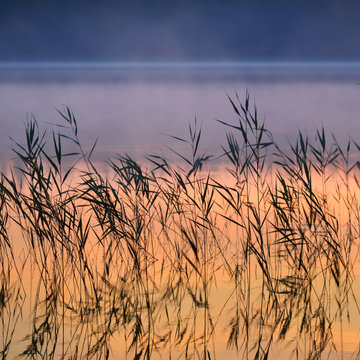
{"left": 1, "top": 0, "right": 360, "bottom": 62}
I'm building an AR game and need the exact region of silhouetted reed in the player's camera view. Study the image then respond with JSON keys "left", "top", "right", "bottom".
{"left": 0, "top": 96, "right": 359, "bottom": 359}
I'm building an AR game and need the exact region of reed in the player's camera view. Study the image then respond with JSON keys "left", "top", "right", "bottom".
{"left": 0, "top": 96, "right": 359, "bottom": 359}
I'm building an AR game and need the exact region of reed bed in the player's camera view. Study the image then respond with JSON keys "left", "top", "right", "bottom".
{"left": 0, "top": 95, "right": 359, "bottom": 359}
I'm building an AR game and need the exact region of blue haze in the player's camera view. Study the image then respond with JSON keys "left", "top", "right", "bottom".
{"left": 1, "top": 0, "right": 360, "bottom": 62}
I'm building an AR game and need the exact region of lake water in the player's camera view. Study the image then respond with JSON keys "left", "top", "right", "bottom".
{"left": 1, "top": 62, "right": 360, "bottom": 163}
{"left": 1, "top": 62, "right": 360, "bottom": 360}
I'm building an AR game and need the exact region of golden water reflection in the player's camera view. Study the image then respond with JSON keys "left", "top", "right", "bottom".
{"left": 1, "top": 163, "right": 359, "bottom": 359}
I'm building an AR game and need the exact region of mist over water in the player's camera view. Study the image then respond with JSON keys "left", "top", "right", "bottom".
{"left": 0, "top": 62, "right": 360, "bottom": 163}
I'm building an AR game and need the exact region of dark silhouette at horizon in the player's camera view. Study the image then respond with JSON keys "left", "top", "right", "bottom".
{"left": 1, "top": 0, "right": 360, "bottom": 62}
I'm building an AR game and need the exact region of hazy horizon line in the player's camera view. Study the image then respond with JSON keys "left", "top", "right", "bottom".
{"left": 1, "top": 60, "right": 360, "bottom": 69}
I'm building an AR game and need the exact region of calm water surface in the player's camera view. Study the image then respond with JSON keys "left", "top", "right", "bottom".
{"left": 0, "top": 62, "right": 360, "bottom": 162}
{"left": 1, "top": 63, "right": 360, "bottom": 359}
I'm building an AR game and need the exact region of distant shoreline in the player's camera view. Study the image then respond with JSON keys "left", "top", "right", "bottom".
{"left": 1, "top": 60, "right": 360, "bottom": 70}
